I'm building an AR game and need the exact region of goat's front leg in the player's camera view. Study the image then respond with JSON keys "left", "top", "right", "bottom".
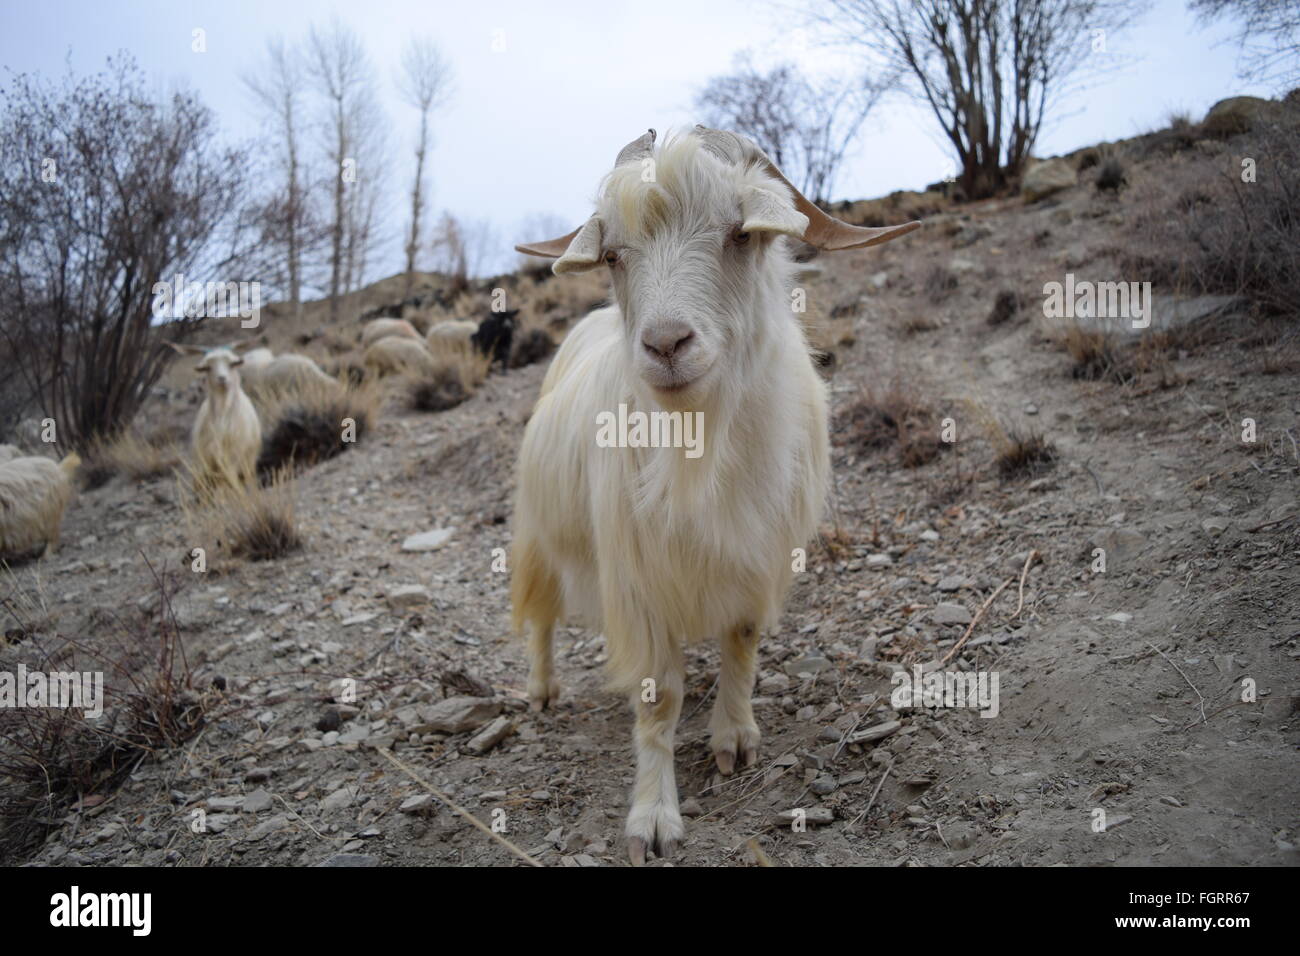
{"left": 525, "top": 616, "right": 560, "bottom": 711}
{"left": 625, "top": 654, "right": 685, "bottom": 864}
{"left": 709, "top": 622, "right": 761, "bottom": 775}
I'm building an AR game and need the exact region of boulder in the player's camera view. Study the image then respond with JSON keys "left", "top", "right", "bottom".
{"left": 1021, "top": 159, "right": 1077, "bottom": 202}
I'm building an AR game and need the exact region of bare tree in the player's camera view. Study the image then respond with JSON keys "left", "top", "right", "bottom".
{"left": 340, "top": 84, "right": 389, "bottom": 297}
{"left": 305, "top": 21, "right": 379, "bottom": 322}
{"left": 397, "top": 37, "right": 454, "bottom": 298}
{"left": 809, "top": 0, "right": 1146, "bottom": 199}
{"left": 1192, "top": 0, "right": 1300, "bottom": 88}
{"left": 0, "top": 57, "right": 260, "bottom": 447}
{"left": 696, "top": 52, "right": 892, "bottom": 203}
{"left": 245, "top": 37, "right": 311, "bottom": 320}
{"left": 429, "top": 212, "right": 498, "bottom": 292}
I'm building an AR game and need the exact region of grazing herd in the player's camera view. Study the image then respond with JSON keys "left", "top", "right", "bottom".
{"left": 1, "top": 302, "right": 534, "bottom": 561}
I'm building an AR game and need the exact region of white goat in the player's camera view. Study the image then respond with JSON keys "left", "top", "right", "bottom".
{"left": 0, "top": 443, "right": 22, "bottom": 465}
{"left": 241, "top": 350, "right": 337, "bottom": 393}
{"left": 0, "top": 450, "right": 81, "bottom": 560}
{"left": 511, "top": 127, "right": 919, "bottom": 864}
{"left": 363, "top": 336, "right": 435, "bottom": 377}
{"left": 425, "top": 319, "right": 477, "bottom": 358}
{"left": 361, "top": 317, "right": 422, "bottom": 349}
{"left": 168, "top": 342, "right": 262, "bottom": 489}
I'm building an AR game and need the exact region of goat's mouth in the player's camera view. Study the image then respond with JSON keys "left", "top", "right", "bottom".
{"left": 641, "top": 358, "right": 713, "bottom": 396}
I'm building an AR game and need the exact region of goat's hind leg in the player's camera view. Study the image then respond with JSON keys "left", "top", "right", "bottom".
{"left": 512, "top": 541, "right": 563, "bottom": 711}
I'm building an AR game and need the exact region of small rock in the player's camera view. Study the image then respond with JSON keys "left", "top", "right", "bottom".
{"left": 932, "top": 603, "right": 972, "bottom": 626}
{"left": 386, "top": 585, "right": 429, "bottom": 609}
{"left": 399, "top": 794, "right": 435, "bottom": 815}
{"left": 783, "top": 656, "right": 832, "bottom": 678}
{"left": 417, "top": 696, "right": 503, "bottom": 734}
{"left": 401, "top": 528, "right": 455, "bottom": 552}
{"left": 1201, "top": 516, "right": 1229, "bottom": 535}
{"left": 242, "top": 789, "right": 274, "bottom": 813}
{"left": 464, "top": 716, "right": 514, "bottom": 755}
{"left": 1106, "top": 612, "right": 1133, "bottom": 624}
{"left": 772, "top": 807, "right": 834, "bottom": 827}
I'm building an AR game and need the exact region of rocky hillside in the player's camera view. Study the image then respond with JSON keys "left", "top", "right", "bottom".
{"left": 1, "top": 97, "right": 1296, "bottom": 867}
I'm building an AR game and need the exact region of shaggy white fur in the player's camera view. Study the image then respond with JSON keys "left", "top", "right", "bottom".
{"left": 0, "top": 451, "right": 81, "bottom": 559}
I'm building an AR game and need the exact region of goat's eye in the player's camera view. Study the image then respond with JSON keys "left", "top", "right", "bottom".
{"left": 730, "top": 228, "right": 751, "bottom": 246}
{"left": 604, "top": 250, "right": 619, "bottom": 266}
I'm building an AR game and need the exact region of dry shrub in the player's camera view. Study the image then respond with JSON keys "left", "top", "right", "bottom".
{"left": 1095, "top": 157, "right": 1127, "bottom": 193}
{"left": 183, "top": 468, "right": 300, "bottom": 561}
{"left": 986, "top": 289, "right": 1022, "bottom": 326}
{"left": 834, "top": 378, "right": 944, "bottom": 468}
{"left": 924, "top": 265, "right": 959, "bottom": 303}
{"left": 1062, "top": 325, "right": 1135, "bottom": 384}
{"left": 404, "top": 352, "right": 488, "bottom": 413}
{"left": 510, "top": 327, "right": 555, "bottom": 368}
{"left": 254, "top": 380, "right": 380, "bottom": 477}
{"left": 1125, "top": 106, "right": 1300, "bottom": 315}
{"left": 993, "top": 429, "right": 1058, "bottom": 479}
{"left": 0, "top": 563, "right": 212, "bottom": 861}
{"left": 84, "top": 427, "right": 182, "bottom": 485}
{"left": 901, "top": 313, "right": 940, "bottom": 335}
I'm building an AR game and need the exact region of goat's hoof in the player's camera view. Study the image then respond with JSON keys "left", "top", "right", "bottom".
{"left": 527, "top": 679, "right": 561, "bottom": 712}
{"left": 711, "top": 725, "right": 759, "bottom": 776}
{"left": 625, "top": 804, "right": 684, "bottom": 864}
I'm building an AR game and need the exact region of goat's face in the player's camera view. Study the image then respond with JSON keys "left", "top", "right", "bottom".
{"left": 604, "top": 214, "right": 774, "bottom": 399}
{"left": 195, "top": 347, "right": 243, "bottom": 393}
{"left": 589, "top": 137, "right": 808, "bottom": 403}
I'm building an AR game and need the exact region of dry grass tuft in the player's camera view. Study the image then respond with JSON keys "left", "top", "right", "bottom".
{"left": 84, "top": 427, "right": 183, "bottom": 486}
{"left": 1062, "top": 326, "right": 1135, "bottom": 384}
{"left": 991, "top": 426, "right": 1058, "bottom": 480}
{"left": 834, "top": 378, "right": 945, "bottom": 469}
{"left": 509, "top": 327, "right": 556, "bottom": 369}
{"left": 0, "top": 563, "right": 214, "bottom": 861}
{"left": 986, "top": 289, "right": 1023, "bottom": 326}
{"left": 182, "top": 468, "right": 301, "bottom": 562}
{"left": 923, "top": 265, "right": 959, "bottom": 303}
{"left": 254, "top": 380, "right": 380, "bottom": 477}
{"left": 405, "top": 361, "right": 474, "bottom": 413}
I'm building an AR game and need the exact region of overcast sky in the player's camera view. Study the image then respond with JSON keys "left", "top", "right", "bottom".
{"left": 0, "top": 0, "right": 1274, "bottom": 279}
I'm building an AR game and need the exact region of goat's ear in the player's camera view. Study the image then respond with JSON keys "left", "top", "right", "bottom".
{"left": 167, "top": 342, "right": 204, "bottom": 356}
{"left": 232, "top": 340, "right": 257, "bottom": 353}
{"left": 551, "top": 216, "right": 605, "bottom": 275}
{"left": 739, "top": 185, "right": 811, "bottom": 239}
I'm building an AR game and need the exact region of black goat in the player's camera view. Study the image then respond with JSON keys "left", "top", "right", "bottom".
{"left": 471, "top": 309, "right": 518, "bottom": 368}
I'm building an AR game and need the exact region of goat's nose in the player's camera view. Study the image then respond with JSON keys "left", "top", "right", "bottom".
{"left": 642, "top": 321, "right": 694, "bottom": 362}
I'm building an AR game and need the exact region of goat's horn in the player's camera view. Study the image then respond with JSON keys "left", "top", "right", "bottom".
{"left": 515, "top": 226, "right": 582, "bottom": 259}
{"left": 616, "top": 128, "right": 656, "bottom": 167}
{"left": 693, "top": 124, "right": 921, "bottom": 251}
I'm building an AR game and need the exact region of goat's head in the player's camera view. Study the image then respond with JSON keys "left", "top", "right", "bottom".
{"left": 167, "top": 341, "right": 254, "bottom": 393}
{"left": 517, "top": 127, "right": 920, "bottom": 402}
